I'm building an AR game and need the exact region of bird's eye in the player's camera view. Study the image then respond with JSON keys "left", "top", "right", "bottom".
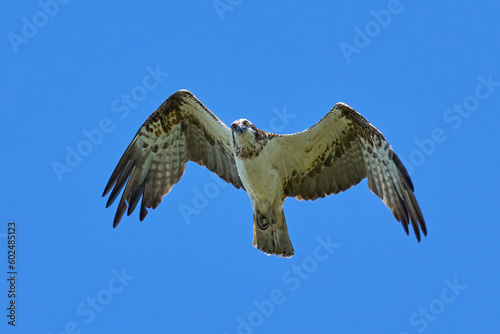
{"left": 243, "top": 120, "right": 249, "bottom": 126}
{"left": 231, "top": 124, "right": 237, "bottom": 130}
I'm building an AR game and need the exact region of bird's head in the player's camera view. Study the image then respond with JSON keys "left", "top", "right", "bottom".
{"left": 231, "top": 119, "right": 269, "bottom": 157}
{"left": 231, "top": 119, "right": 253, "bottom": 135}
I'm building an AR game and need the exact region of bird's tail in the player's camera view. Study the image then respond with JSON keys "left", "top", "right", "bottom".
{"left": 253, "top": 209, "right": 294, "bottom": 257}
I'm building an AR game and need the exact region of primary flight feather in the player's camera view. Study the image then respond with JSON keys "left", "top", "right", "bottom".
{"left": 103, "top": 90, "right": 427, "bottom": 257}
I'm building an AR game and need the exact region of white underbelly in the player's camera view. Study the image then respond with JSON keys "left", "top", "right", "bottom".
{"left": 236, "top": 155, "right": 282, "bottom": 210}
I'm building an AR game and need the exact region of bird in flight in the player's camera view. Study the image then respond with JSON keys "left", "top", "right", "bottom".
{"left": 103, "top": 90, "right": 426, "bottom": 257}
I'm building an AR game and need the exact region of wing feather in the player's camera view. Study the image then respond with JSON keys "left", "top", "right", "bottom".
{"left": 103, "top": 90, "right": 243, "bottom": 226}
{"left": 271, "top": 102, "right": 426, "bottom": 240}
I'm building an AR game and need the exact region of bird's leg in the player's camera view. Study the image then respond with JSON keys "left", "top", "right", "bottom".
{"left": 255, "top": 212, "right": 276, "bottom": 230}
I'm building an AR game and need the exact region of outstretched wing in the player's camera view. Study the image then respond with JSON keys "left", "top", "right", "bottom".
{"left": 271, "top": 102, "right": 426, "bottom": 240}
{"left": 103, "top": 90, "right": 243, "bottom": 227}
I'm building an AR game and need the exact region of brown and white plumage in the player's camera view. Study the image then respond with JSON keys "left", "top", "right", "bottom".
{"left": 272, "top": 102, "right": 426, "bottom": 241}
{"left": 103, "top": 90, "right": 427, "bottom": 257}
{"left": 102, "top": 90, "right": 243, "bottom": 227}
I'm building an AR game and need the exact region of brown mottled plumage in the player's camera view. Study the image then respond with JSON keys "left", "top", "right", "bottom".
{"left": 102, "top": 90, "right": 243, "bottom": 227}
{"left": 103, "top": 90, "right": 427, "bottom": 257}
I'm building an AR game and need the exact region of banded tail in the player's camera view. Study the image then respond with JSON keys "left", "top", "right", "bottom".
{"left": 253, "top": 209, "right": 294, "bottom": 257}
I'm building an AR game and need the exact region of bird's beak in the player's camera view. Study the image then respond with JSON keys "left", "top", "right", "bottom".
{"left": 235, "top": 125, "right": 245, "bottom": 133}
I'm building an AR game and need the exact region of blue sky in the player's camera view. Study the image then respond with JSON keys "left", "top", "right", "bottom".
{"left": 2, "top": 1, "right": 499, "bottom": 333}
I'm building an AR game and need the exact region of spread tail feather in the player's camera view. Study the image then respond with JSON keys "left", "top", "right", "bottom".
{"left": 253, "top": 209, "right": 294, "bottom": 257}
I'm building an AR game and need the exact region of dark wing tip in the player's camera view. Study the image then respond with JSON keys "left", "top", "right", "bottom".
{"left": 419, "top": 217, "right": 428, "bottom": 238}
{"left": 102, "top": 176, "right": 116, "bottom": 197}
{"left": 139, "top": 206, "right": 148, "bottom": 221}
{"left": 105, "top": 196, "right": 115, "bottom": 209}
{"left": 400, "top": 216, "right": 410, "bottom": 236}
{"left": 391, "top": 151, "right": 414, "bottom": 192}
{"left": 413, "top": 222, "right": 421, "bottom": 242}
{"left": 112, "top": 199, "right": 128, "bottom": 228}
{"left": 422, "top": 223, "right": 428, "bottom": 236}
{"left": 406, "top": 188, "right": 427, "bottom": 242}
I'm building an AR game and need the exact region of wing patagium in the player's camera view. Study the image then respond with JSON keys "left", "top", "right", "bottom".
{"left": 102, "top": 90, "right": 243, "bottom": 227}
{"left": 276, "top": 102, "right": 427, "bottom": 240}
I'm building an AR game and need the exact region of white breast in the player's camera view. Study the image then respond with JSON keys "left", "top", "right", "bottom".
{"left": 235, "top": 149, "right": 282, "bottom": 212}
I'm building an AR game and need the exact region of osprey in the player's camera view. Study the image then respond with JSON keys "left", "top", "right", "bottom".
{"left": 103, "top": 90, "right": 426, "bottom": 257}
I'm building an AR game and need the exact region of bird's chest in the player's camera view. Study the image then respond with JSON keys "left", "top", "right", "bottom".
{"left": 235, "top": 153, "right": 281, "bottom": 202}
